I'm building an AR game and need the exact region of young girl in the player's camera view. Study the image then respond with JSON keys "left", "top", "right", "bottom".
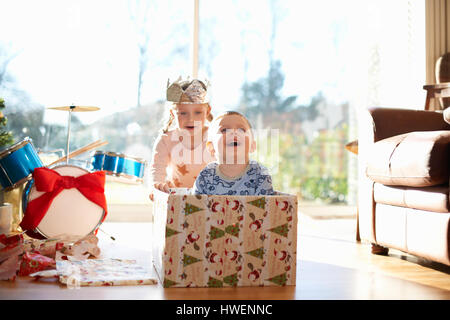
{"left": 193, "top": 111, "right": 274, "bottom": 196}
{"left": 149, "top": 78, "right": 216, "bottom": 200}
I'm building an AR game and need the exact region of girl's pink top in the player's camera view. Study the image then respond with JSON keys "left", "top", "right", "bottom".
{"left": 150, "top": 128, "right": 215, "bottom": 188}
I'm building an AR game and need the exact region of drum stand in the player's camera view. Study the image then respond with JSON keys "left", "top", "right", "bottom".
{"left": 44, "top": 105, "right": 116, "bottom": 240}
{"left": 65, "top": 106, "right": 74, "bottom": 164}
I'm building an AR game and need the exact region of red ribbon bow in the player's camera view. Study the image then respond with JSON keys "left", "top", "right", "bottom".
{"left": 20, "top": 167, "right": 108, "bottom": 232}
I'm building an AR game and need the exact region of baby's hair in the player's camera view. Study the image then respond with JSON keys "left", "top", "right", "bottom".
{"left": 161, "top": 103, "right": 213, "bottom": 134}
{"left": 208, "top": 110, "right": 254, "bottom": 142}
{"left": 210, "top": 110, "right": 253, "bottom": 129}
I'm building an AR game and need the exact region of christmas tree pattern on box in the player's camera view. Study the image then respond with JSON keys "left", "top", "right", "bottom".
{"left": 153, "top": 191, "right": 298, "bottom": 288}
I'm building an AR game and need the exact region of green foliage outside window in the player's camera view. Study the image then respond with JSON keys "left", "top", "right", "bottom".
{"left": 241, "top": 60, "right": 349, "bottom": 204}
{"left": 256, "top": 125, "right": 348, "bottom": 204}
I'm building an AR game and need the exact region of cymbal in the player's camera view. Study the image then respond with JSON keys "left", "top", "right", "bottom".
{"left": 47, "top": 106, "right": 100, "bottom": 112}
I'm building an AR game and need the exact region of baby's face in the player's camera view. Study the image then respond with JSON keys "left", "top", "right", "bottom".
{"left": 174, "top": 103, "right": 209, "bottom": 135}
{"left": 210, "top": 114, "right": 255, "bottom": 164}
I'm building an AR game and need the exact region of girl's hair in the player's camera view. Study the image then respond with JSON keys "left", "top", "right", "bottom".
{"left": 161, "top": 103, "right": 176, "bottom": 133}
{"left": 161, "top": 103, "right": 213, "bottom": 134}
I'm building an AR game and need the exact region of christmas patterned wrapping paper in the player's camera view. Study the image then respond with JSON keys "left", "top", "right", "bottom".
{"left": 152, "top": 190, "right": 298, "bottom": 288}
{"left": 56, "top": 259, "right": 157, "bottom": 287}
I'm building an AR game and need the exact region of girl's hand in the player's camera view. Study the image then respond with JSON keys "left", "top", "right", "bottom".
{"left": 149, "top": 183, "right": 164, "bottom": 201}
{"left": 150, "top": 182, "right": 170, "bottom": 201}
{"left": 164, "top": 181, "right": 175, "bottom": 192}
{"left": 152, "top": 181, "right": 175, "bottom": 194}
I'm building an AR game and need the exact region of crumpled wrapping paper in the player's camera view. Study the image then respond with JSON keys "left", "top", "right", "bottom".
{"left": 1, "top": 233, "right": 157, "bottom": 287}
{"left": 0, "top": 233, "right": 102, "bottom": 280}
{"left": 56, "top": 234, "right": 101, "bottom": 261}
{"left": 0, "top": 234, "right": 23, "bottom": 281}
{"left": 18, "top": 252, "right": 56, "bottom": 276}
{"left": 23, "top": 239, "right": 64, "bottom": 259}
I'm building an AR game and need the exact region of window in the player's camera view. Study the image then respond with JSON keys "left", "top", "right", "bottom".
{"left": 198, "top": 0, "right": 425, "bottom": 216}
{"left": 0, "top": 0, "right": 425, "bottom": 221}
{"left": 0, "top": 0, "right": 193, "bottom": 219}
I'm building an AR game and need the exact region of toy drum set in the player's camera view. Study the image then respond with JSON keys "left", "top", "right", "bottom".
{"left": 21, "top": 164, "right": 107, "bottom": 239}
{"left": 0, "top": 137, "right": 43, "bottom": 191}
{"left": 0, "top": 137, "right": 43, "bottom": 234}
{"left": 91, "top": 151, "right": 146, "bottom": 184}
{"left": 0, "top": 105, "right": 146, "bottom": 239}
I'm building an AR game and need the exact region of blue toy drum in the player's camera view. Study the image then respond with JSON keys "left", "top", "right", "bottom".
{"left": 0, "top": 137, "right": 43, "bottom": 190}
{"left": 91, "top": 151, "right": 146, "bottom": 183}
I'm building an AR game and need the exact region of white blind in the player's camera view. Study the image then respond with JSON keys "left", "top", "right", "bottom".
{"left": 426, "top": 0, "right": 450, "bottom": 86}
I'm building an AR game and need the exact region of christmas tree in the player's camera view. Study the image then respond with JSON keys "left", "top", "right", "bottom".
{"left": 184, "top": 203, "right": 203, "bottom": 216}
{"left": 0, "top": 98, "right": 14, "bottom": 148}
{"left": 266, "top": 272, "right": 288, "bottom": 286}
{"left": 0, "top": 98, "right": 13, "bottom": 204}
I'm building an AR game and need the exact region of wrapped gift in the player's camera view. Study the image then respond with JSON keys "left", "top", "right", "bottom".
{"left": 152, "top": 189, "right": 298, "bottom": 288}
{"left": 3, "top": 185, "right": 25, "bottom": 233}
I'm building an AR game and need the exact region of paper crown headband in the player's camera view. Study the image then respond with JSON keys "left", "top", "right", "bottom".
{"left": 166, "top": 77, "right": 210, "bottom": 104}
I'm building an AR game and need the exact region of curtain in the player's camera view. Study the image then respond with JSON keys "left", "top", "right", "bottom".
{"left": 426, "top": 0, "right": 450, "bottom": 84}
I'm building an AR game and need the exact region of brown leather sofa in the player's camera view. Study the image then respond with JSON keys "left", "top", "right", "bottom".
{"left": 358, "top": 107, "right": 450, "bottom": 266}
{"left": 445, "top": 108, "right": 450, "bottom": 124}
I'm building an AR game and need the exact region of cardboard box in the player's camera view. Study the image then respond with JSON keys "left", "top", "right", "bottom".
{"left": 152, "top": 189, "right": 298, "bottom": 287}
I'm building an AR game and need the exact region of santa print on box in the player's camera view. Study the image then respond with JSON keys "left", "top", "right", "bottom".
{"left": 159, "top": 192, "right": 297, "bottom": 288}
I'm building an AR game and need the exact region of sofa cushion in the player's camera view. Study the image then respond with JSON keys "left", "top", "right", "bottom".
{"left": 374, "top": 183, "right": 450, "bottom": 213}
{"left": 366, "top": 130, "right": 450, "bottom": 187}
{"left": 445, "top": 108, "right": 450, "bottom": 125}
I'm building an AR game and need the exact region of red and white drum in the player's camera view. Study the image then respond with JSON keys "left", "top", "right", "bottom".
{"left": 22, "top": 165, "right": 106, "bottom": 239}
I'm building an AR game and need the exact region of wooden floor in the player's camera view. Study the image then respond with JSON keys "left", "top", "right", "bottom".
{"left": 0, "top": 216, "right": 449, "bottom": 300}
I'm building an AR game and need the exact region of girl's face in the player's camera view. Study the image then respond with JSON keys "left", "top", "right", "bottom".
{"left": 209, "top": 114, "right": 255, "bottom": 164}
{"left": 173, "top": 103, "right": 210, "bottom": 134}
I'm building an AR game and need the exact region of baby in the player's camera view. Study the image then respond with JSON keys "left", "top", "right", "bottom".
{"left": 193, "top": 111, "right": 274, "bottom": 196}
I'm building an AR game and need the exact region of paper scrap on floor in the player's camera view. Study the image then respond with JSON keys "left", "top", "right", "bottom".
{"left": 56, "top": 258, "right": 157, "bottom": 287}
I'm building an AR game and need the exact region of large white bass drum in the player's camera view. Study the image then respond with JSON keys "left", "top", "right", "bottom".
{"left": 22, "top": 164, "right": 106, "bottom": 239}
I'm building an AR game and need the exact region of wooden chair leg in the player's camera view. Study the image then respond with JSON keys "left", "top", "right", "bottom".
{"left": 371, "top": 244, "right": 389, "bottom": 255}
{"left": 355, "top": 208, "right": 361, "bottom": 242}
{"left": 424, "top": 91, "right": 432, "bottom": 111}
